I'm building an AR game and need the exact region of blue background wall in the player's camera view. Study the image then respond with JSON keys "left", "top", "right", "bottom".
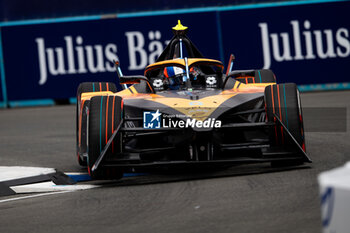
{"left": 0, "top": 65, "right": 4, "bottom": 107}
{"left": 0, "top": 0, "right": 298, "bottom": 21}
{"left": 220, "top": 1, "right": 350, "bottom": 84}
{"left": 0, "top": 0, "right": 349, "bottom": 106}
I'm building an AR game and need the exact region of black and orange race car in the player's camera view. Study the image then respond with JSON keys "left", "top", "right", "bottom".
{"left": 76, "top": 21, "right": 311, "bottom": 179}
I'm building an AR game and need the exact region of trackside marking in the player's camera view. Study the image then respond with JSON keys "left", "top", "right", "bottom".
{"left": 67, "top": 173, "right": 92, "bottom": 182}
{"left": 0, "top": 191, "right": 73, "bottom": 204}
{"left": 124, "top": 173, "right": 149, "bottom": 177}
{"left": 11, "top": 181, "right": 99, "bottom": 193}
{"left": 66, "top": 172, "right": 149, "bottom": 182}
{"left": 8, "top": 99, "right": 54, "bottom": 108}
{"left": 0, "top": 166, "right": 56, "bottom": 182}
{"left": 0, "top": 173, "right": 150, "bottom": 203}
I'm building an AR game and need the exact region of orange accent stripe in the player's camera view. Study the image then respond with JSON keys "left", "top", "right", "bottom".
{"left": 252, "top": 77, "right": 255, "bottom": 84}
{"left": 164, "top": 67, "right": 169, "bottom": 78}
{"left": 105, "top": 96, "right": 109, "bottom": 145}
{"left": 146, "top": 82, "right": 153, "bottom": 92}
{"left": 271, "top": 87, "right": 275, "bottom": 114}
{"left": 106, "top": 83, "right": 109, "bottom": 91}
{"left": 99, "top": 82, "right": 102, "bottom": 91}
{"left": 245, "top": 77, "right": 248, "bottom": 84}
{"left": 271, "top": 86, "right": 278, "bottom": 145}
{"left": 277, "top": 85, "right": 284, "bottom": 142}
{"left": 112, "top": 96, "right": 115, "bottom": 153}
{"left": 79, "top": 100, "right": 86, "bottom": 147}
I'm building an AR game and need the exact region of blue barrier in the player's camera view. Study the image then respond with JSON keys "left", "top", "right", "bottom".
{"left": 220, "top": 1, "right": 350, "bottom": 85}
{"left": 8, "top": 99, "right": 55, "bottom": 108}
{"left": 0, "top": 0, "right": 349, "bottom": 107}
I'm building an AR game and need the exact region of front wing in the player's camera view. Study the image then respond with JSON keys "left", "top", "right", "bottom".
{"left": 91, "top": 112, "right": 311, "bottom": 173}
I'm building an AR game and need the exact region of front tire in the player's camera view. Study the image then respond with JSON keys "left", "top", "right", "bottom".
{"left": 87, "top": 95, "right": 123, "bottom": 180}
{"left": 264, "top": 83, "right": 305, "bottom": 149}
{"left": 264, "top": 83, "right": 306, "bottom": 166}
{"left": 76, "top": 82, "right": 117, "bottom": 166}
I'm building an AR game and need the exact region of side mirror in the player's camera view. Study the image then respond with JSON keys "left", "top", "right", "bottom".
{"left": 222, "top": 70, "right": 255, "bottom": 89}
{"left": 119, "top": 75, "right": 147, "bottom": 85}
{"left": 114, "top": 60, "right": 155, "bottom": 93}
{"left": 120, "top": 75, "right": 155, "bottom": 93}
{"left": 225, "top": 54, "right": 235, "bottom": 76}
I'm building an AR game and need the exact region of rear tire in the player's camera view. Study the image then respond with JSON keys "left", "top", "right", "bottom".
{"left": 254, "top": 69, "right": 276, "bottom": 83}
{"left": 235, "top": 69, "right": 276, "bottom": 84}
{"left": 264, "top": 83, "right": 306, "bottom": 166}
{"left": 76, "top": 82, "right": 117, "bottom": 166}
{"left": 87, "top": 95, "right": 123, "bottom": 180}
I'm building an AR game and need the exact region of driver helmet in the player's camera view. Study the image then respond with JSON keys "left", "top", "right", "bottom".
{"left": 164, "top": 66, "right": 185, "bottom": 90}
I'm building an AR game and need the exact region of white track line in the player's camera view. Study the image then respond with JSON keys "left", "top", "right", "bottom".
{"left": 0, "top": 166, "right": 55, "bottom": 182}
{"left": 0, "top": 190, "right": 73, "bottom": 204}
{"left": 11, "top": 181, "right": 99, "bottom": 193}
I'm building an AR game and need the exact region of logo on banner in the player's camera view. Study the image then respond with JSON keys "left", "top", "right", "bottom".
{"left": 35, "top": 31, "right": 169, "bottom": 86}
{"left": 35, "top": 36, "right": 119, "bottom": 85}
{"left": 259, "top": 20, "right": 350, "bottom": 69}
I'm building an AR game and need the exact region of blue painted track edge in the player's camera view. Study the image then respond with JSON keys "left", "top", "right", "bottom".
{"left": 69, "top": 97, "right": 77, "bottom": 104}
{"left": 0, "top": 28, "right": 8, "bottom": 106}
{"left": 8, "top": 99, "right": 55, "bottom": 107}
{"left": 298, "top": 82, "right": 350, "bottom": 92}
{"left": 66, "top": 173, "right": 149, "bottom": 182}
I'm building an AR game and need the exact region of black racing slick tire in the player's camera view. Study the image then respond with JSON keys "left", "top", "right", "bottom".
{"left": 76, "top": 82, "right": 117, "bottom": 166}
{"left": 255, "top": 69, "right": 276, "bottom": 83}
{"left": 264, "top": 83, "right": 306, "bottom": 151}
{"left": 87, "top": 95, "right": 124, "bottom": 180}
{"left": 77, "top": 100, "right": 90, "bottom": 166}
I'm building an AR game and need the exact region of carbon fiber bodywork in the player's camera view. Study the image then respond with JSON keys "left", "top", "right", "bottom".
{"left": 93, "top": 87, "right": 311, "bottom": 173}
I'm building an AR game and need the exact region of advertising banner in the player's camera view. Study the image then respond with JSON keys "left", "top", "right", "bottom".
{"left": 220, "top": 1, "right": 350, "bottom": 85}
{"left": 1, "top": 1, "right": 349, "bottom": 103}
{"left": 1, "top": 12, "right": 219, "bottom": 101}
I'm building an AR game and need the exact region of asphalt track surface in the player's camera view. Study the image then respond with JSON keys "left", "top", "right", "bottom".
{"left": 0, "top": 91, "right": 349, "bottom": 233}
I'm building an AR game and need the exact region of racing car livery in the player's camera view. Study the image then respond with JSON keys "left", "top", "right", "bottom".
{"left": 76, "top": 21, "right": 311, "bottom": 179}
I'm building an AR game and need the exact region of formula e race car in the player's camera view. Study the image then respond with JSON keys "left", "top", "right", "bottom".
{"left": 76, "top": 21, "right": 311, "bottom": 179}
